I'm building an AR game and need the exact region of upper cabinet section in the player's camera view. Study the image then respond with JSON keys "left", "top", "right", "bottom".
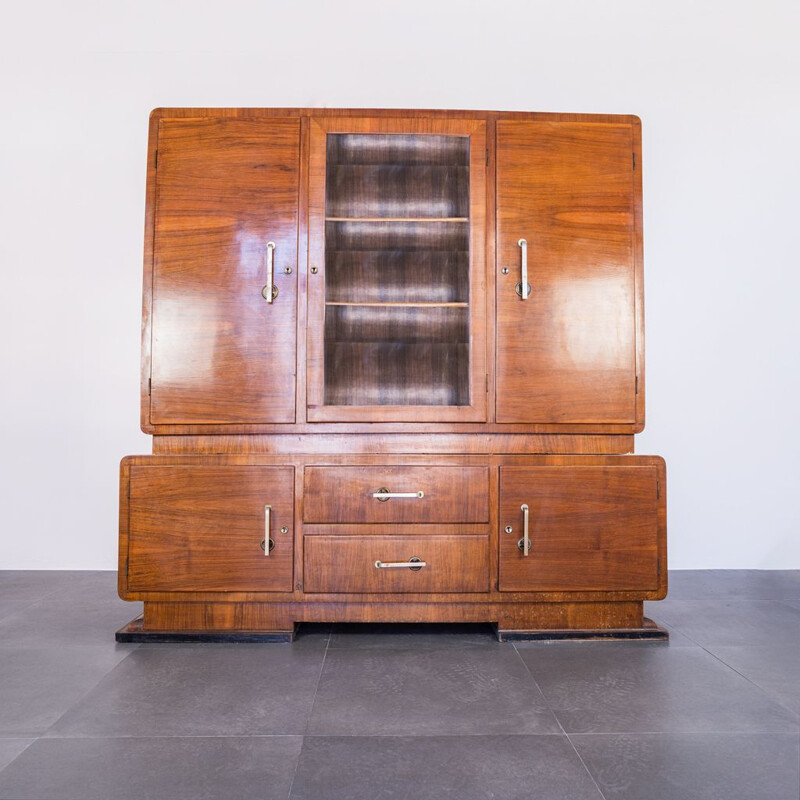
{"left": 148, "top": 117, "right": 300, "bottom": 425}
{"left": 141, "top": 110, "right": 644, "bottom": 434}
{"left": 306, "top": 117, "right": 487, "bottom": 423}
{"left": 495, "top": 120, "right": 642, "bottom": 426}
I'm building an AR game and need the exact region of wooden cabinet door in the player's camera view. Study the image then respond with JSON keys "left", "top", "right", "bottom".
{"left": 127, "top": 465, "right": 294, "bottom": 592}
{"left": 499, "top": 465, "right": 661, "bottom": 592}
{"left": 495, "top": 120, "right": 639, "bottom": 424}
{"left": 149, "top": 118, "right": 300, "bottom": 425}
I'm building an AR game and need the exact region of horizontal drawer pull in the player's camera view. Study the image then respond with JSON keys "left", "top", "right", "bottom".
{"left": 374, "top": 558, "right": 426, "bottom": 570}
{"left": 373, "top": 488, "right": 424, "bottom": 501}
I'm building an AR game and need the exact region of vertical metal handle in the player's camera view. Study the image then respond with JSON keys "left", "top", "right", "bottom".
{"left": 518, "top": 238, "right": 529, "bottom": 300}
{"left": 264, "top": 504, "right": 271, "bottom": 557}
{"left": 521, "top": 503, "right": 530, "bottom": 556}
{"left": 264, "top": 241, "right": 276, "bottom": 304}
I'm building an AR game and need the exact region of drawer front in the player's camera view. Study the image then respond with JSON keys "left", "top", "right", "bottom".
{"left": 499, "top": 465, "right": 662, "bottom": 592}
{"left": 303, "top": 466, "right": 489, "bottom": 524}
{"left": 304, "top": 535, "right": 489, "bottom": 593}
{"left": 127, "top": 465, "right": 294, "bottom": 592}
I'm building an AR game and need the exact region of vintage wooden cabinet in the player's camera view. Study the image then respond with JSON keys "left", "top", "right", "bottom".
{"left": 117, "top": 108, "right": 667, "bottom": 642}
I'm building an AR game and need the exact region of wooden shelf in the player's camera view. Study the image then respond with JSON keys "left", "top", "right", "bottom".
{"left": 326, "top": 302, "right": 468, "bottom": 308}
{"left": 325, "top": 217, "right": 468, "bottom": 223}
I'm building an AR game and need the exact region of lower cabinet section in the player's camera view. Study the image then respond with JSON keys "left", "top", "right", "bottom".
{"left": 119, "top": 453, "right": 667, "bottom": 639}
{"left": 126, "top": 465, "right": 294, "bottom": 592}
{"left": 498, "top": 465, "right": 662, "bottom": 592}
{"left": 303, "top": 535, "right": 489, "bottom": 593}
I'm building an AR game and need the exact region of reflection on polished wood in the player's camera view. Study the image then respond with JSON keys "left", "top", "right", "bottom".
{"left": 496, "top": 120, "right": 639, "bottom": 425}
{"left": 303, "top": 535, "right": 489, "bottom": 593}
{"left": 303, "top": 465, "right": 489, "bottom": 524}
{"left": 121, "top": 108, "right": 665, "bottom": 641}
{"left": 499, "top": 463, "right": 664, "bottom": 592}
{"left": 127, "top": 465, "right": 294, "bottom": 592}
{"left": 149, "top": 117, "right": 300, "bottom": 424}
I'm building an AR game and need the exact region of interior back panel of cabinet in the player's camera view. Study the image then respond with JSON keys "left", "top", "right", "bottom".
{"left": 323, "top": 134, "right": 471, "bottom": 406}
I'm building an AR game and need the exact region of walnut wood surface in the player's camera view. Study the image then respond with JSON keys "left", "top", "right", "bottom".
{"left": 303, "top": 465, "right": 489, "bottom": 523}
{"left": 496, "top": 120, "right": 639, "bottom": 425}
{"left": 303, "top": 535, "right": 489, "bottom": 593}
{"left": 139, "top": 108, "right": 645, "bottom": 434}
{"left": 119, "top": 454, "right": 666, "bottom": 604}
{"left": 149, "top": 117, "right": 300, "bottom": 424}
{"left": 124, "top": 107, "right": 664, "bottom": 637}
{"left": 128, "top": 465, "right": 294, "bottom": 592}
{"left": 499, "top": 464, "right": 662, "bottom": 591}
{"left": 151, "top": 434, "right": 635, "bottom": 455}
{"left": 140, "top": 599, "right": 644, "bottom": 633}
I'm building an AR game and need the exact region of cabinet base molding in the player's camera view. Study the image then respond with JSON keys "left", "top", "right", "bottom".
{"left": 117, "top": 600, "right": 663, "bottom": 643}
{"left": 116, "top": 616, "right": 295, "bottom": 644}
{"left": 494, "top": 618, "right": 668, "bottom": 643}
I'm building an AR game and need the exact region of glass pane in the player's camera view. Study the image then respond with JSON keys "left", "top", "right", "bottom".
{"left": 323, "top": 134, "right": 471, "bottom": 406}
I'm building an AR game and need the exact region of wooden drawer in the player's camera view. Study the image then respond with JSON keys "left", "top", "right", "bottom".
{"left": 303, "top": 466, "right": 489, "bottom": 524}
{"left": 303, "top": 535, "right": 489, "bottom": 593}
{"left": 499, "top": 463, "right": 663, "bottom": 592}
{"left": 126, "top": 465, "right": 294, "bottom": 592}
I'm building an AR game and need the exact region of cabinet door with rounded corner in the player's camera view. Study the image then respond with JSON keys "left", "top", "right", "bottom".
{"left": 125, "top": 464, "right": 294, "bottom": 593}
{"left": 496, "top": 119, "right": 640, "bottom": 425}
{"left": 148, "top": 116, "right": 300, "bottom": 425}
{"left": 499, "top": 462, "right": 664, "bottom": 593}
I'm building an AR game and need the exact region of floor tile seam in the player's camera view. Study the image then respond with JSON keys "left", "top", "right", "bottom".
{"left": 698, "top": 644, "right": 800, "bottom": 722}
{"left": 33, "top": 645, "right": 142, "bottom": 739}
{"left": 511, "top": 644, "right": 609, "bottom": 799}
{"left": 565, "top": 730, "right": 800, "bottom": 737}
{"left": 0, "top": 642, "right": 141, "bottom": 653}
{"left": 0, "top": 575, "right": 96, "bottom": 619}
{"left": 30, "top": 734, "right": 306, "bottom": 740}
{"left": 646, "top": 614, "right": 713, "bottom": 648}
{"left": 34, "top": 732, "right": 576, "bottom": 740}
{"left": 0, "top": 591, "right": 65, "bottom": 624}
{"left": 290, "top": 633, "right": 331, "bottom": 800}
{"left": 301, "top": 632, "right": 332, "bottom": 738}
{"left": 0, "top": 738, "right": 37, "bottom": 783}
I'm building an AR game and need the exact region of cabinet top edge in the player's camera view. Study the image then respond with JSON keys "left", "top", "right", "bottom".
{"left": 149, "top": 107, "right": 642, "bottom": 126}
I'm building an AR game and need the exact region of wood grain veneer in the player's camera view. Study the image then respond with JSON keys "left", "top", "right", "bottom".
{"left": 303, "top": 465, "right": 489, "bottom": 524}
{"left": 303, "top": 535, "right": 489, "bottom": 593}
{"left": 496, "top": 120, "right": 639, "bottom": 425}
{"left": 122, "top": 108, "right": 665, "bottom": 640}
{"left": 148, "top": 117, "right": 300, "bottom": 425}
{"left": 499, "top": 464, "right": 662, "bottom": 592}
{"left": 127, "top": 465, "right": 294, "bottom": 592}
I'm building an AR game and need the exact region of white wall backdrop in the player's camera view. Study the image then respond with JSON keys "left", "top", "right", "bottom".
{"left": 1, "top": 1, "right": 798, "bottom": 569}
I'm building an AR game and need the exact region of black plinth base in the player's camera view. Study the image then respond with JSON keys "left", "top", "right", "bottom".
{"left": 494, "top": 617, "right": 669, "bottom": 642}
{"left": 115, "top": 616, "right": 295, "bottom": 643}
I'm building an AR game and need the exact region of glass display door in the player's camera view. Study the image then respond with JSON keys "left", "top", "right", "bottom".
{"left": 306, "top": 118, "right": 486, "bottom": 423}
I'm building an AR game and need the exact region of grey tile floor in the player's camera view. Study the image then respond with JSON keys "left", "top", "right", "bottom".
{"left": 0, "top": 572, "right": 798, "bottom": 799}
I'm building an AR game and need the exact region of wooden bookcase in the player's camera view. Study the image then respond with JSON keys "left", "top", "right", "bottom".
{"left": 118, "top": 108, "right": 667, "bottom": 642}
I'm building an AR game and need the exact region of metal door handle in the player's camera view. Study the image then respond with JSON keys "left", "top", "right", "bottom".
{"left": 264, "top": 504, "right": 271, "bottom": 557}
{"left": 374, "top": 558, "right": 427, "bottom": 570}
{"left": 516, "top": 238, "right": 530, "bottom": 299}
{"left": 372, "top": 488, "right": 425, "bottom": 501}
{"left": 262, "top": 241, "right": 277, "bottom": 303}
{"left": 519, "top": 503, "right": 530, "bottom": 556}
